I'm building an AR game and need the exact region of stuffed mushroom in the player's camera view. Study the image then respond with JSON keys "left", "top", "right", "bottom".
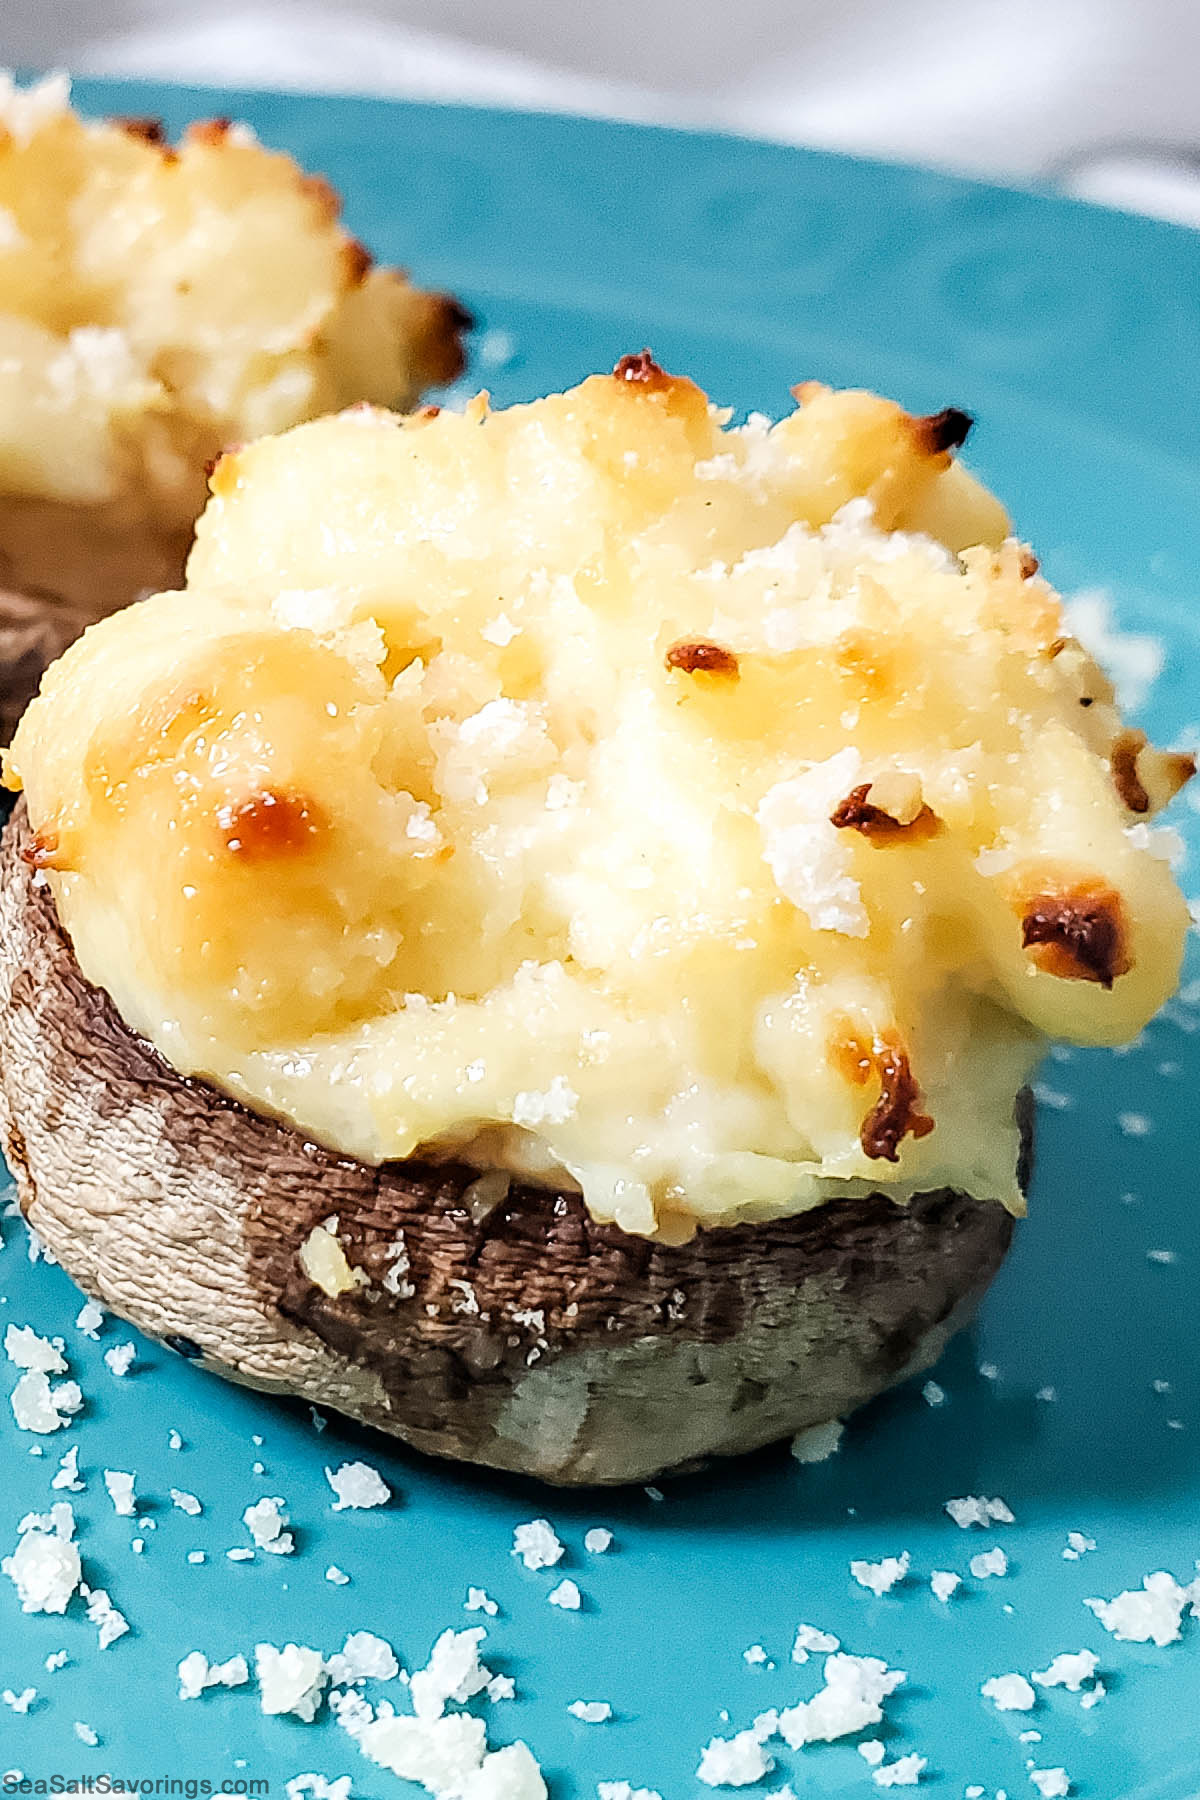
{"left": 0, "top": 72, "right": 468, "bottom": 737}
{"left": 0, "top": 360, "right": 1192, "bottom": 1483}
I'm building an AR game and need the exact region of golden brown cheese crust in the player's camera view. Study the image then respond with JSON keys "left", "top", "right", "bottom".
{"left": 6, "top": 364, "right": 1192, "bottom": 1236}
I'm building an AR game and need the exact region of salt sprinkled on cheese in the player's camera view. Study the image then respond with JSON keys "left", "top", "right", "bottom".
{"left": 569, "top": 1701, "right": 613, "bottom": 1723}
{"left": 777, "top": 1653, "right": 906, "bottom": 1747}
{"left": 548, "top": 1578, "right": 582, "bottom": 1611}
{"left": 851, "top": 1551, "right": 910, "bottom": 1596}
{"left": 791, "top": 1624, "right": 840, "bottom": 1662}
{"left": 584, "top": 1528, "right": 613, "bottom": 1555}
{"left": 255, "top": 1643, "right": 327, "bottom": 1721}
{"left": 1028, "top": 1769, "right": 1070, "bottom": 1798}
{"left": 790, "top": 1420, "right": 844, "bottom": 1464}
{"left": 325, "top": 1632, "right": 400, "bottom": 1686}
{"left": 970, "top": 1548, "right": 1009, "bottom": 1580}
{"left": 756, "top": 749, "right": 869, "bottom": 937}
{"left": 1085, "top": 1572, "right": 1191, "bottom": 1645}
{"left": 243, "top": 1496, "right": 295, "bottom": 1555}
{"left": 103, "top": 1343, "right": 136, "bottom": 1377}
{"left": 930, "top": 1572, "right": 961, "bottom": 1603}
{"left": 326, "top": 1460, "right": 392, "bottom": 1511}
{"left": 945, "top": 1496, "right": 1014, "bottom": 1529}
{"left": 981, "top": 1674, "right": 1035, "bottom": 1712}
{"left": 3, "top": 1504, "right": 81, "bottom": 1613}
{"left": 873, "top": 1755, "right": 927, "bottom": 1788}
{"left": 465, "top": 1587, "right": 499, "bottom": 1616}
{"left": 103, "top": 1470, "right": 137, "bottom": 1517}
{"left": 82, "top": 1584, "right": 130, "bottom": 1649}
{"left": 696, "top": 1727, "right": 774, "bottom": 1787}
{"left": 1031, "top": 1651, "right": 1098, "bottom": 1692}
{"left": 512, "top": 1519, "right": 565, "bottom": 1570}
{"left": 5, "top": 1324, "right": 68, "bottom": 1373}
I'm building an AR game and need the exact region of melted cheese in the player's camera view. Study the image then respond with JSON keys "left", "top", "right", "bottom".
{"left": 7, "top": 369, "right": 1191, "bottom": 1236}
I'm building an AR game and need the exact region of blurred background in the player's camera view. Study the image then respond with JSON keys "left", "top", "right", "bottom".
{"left": 7, "top": 0, "right": 1200, "bottom": 224}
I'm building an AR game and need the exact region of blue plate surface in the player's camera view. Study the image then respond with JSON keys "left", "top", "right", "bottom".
{"left": 2, "top": 78, "right": 1199, "bottom": 1799}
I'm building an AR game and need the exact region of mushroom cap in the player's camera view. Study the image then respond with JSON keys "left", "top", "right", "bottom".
{"left": 0, "top": 800, "right": 1021, "bottom": 1484}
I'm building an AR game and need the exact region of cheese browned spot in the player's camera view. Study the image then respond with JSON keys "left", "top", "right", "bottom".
{"left": 910, "top": 408, "right": 973, "bottom": 457}
{"left": 115, "top": 116, "right": 167, "bottom": 146}
{"left": 1021, "top": 889, "right": 1130, "bottom": 989}
{"left": 664, "top": 640, "right": 740, "bottom": 678}
{"left": 18, "top": 828, "right": 63, "bottom": 872}
{"left": 1110, "top": 729, "right": 1150, "bottom": 814}
{"left": 217, "top": 792, "right": 324, "bottom": 861}
{"left": 614, "top": 349, "right": 667, "bottom": 385}
{"left": 830, "top": 783, "right": 941, "bottom": 844}
{"left": 861, "top": 1040, "right": 935, "bottom": 1162}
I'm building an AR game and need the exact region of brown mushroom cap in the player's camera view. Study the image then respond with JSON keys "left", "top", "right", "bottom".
{"left": 0, "top": 801, "right": 1023, "bottom": 1484}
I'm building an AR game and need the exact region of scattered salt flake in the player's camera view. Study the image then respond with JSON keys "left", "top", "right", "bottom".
{"left": 226, "top": 1547, "right": 254, "bottom": 1563}
{"left": 1028, "top": 1770, "right": 1070, "bottom": 1798}
{"left": 3, "top": 1509, "right": 81, "bottom": 1613}
{"left": 2, "top": 1689, "right": 35, "bottom": 1713}
{"left": 697, "top": 1727, "right": 773, "bottom": 1786}
{"left": 187, "top": 1552, "right": 206, "bottom": 1565}
{"left": 5, "top": 1324, "right": 67, "bottom": 1374}
{"left": 548, "top": 1578, "right": 582, "bottom": 1610}
{"left": 513, "top": 1519, "right": 565, "bottom": 1570}
{"left": 74, "top": 1722, "right": 99, "bottom": 1747}
{"left": 103, "top": 1343, "right": 136, "bottom": 1377}
{"left": 167, "top": 1430, "right": 183, "bottom": 1451}
{"left": 946, "top": 1496, "right": 1014, "bottom": 1529}
{"left": 410, "top": 1627, "right": 492, "bottom": 1720}
{"left": 922, "top": 1381, "right": 946, "bottom": 1407}
{"left": 339, "top": 1698, "right": 488, "bottom": 1788}
{"left": 1032, "top": 1651, "right": 1098, "bottom": 1692}
{"left": 74, "top": 1301, "right": 104, "bottom": 1339}
{"left": 10, "top": 1370, "right": 82, "bottom": 1433}
{"left": 851, "top": 1551, "right": 910, "bottom": 1596}
{"left": 51, "top": 1446, "right": 83, "bottom": 1492}
{"left": 325, "top": 1565, "right": 350, "bottom": 1586}
{"left": 487, "top": 1674, "right": 516, "bottom": 1703}
{"left": 1080, "top": 1682, "right": 1106, "bottom": 1710}
{"left": 171, "top": 1489, "right": 202, "bottom": 1517}
{"left": 1147, "top": 1248, "right": 1177, "bottom": 1264}
{"left": 1020, "top": 1732, "right": 1041, "bottom": 1745}
{"left": 1062, "top": 1532, "right": 1096, "bottom": 1561}
{"left": 44, "top": 1652, "right": 68, "bottom": 1673}
{"left": 790, "top": 1419, "right": 843, "bottom": 1464}
{"left": 644, "top": 1486, "right": 665, "bottom": 1503}
{"left": 584, "top": 1528, "right": 613, "bottom": 1555}
{"left": 778, "top": 1653, "right": 905, "bottom": 1747}
{"left": 103, "top": 1470, "right": 136, "bottom": 1517}
{"left": 82, "top": 1584, "right": 129, "bottom": 1649}
{"left": 569, "top": 1701, "right": 613, "bottom": 1723}
{"left": 965, "top": 1788, "right": 985, "bottom": 1798}
{"left": 970, "top": 1548, "right": 1009, "bottom": 1579}
{"left": 978, "top": 1363, "right": 1000, "bottom": 1382}
{"left": 466, "top": 1587, "right": 499, "bottom": 1616}
{"left": 792, "top": 1623, "right": 840, "bottom": 1662}
{"left": 598, "top": 1786, "right": 661, "bottom": 1800}
{"left": 1118, "top": 1112, "right": 1152, "bottom": 1138}
{"left": 178, "top": 1652, "right": 250, "bottom": 1700}
{"left": 1035, "top": 1387, "right": 1058, "bottom": 1403}
{"left": 1085, "top": 1572, "right": 1190, "bottom": 1644}
{"left": 859, "top": 1742, "right": 886, "bottom": 1766}
{"left": 930, "top": 1571, "right": 961, "bottom": 1603}
{"left": 982, "top": 1674, "right": 1036, "bottom": 1712}
{"left": 310, "top": 1407, "right": 327, "bottom": 1434}
{"left": 244, "top": 1496, "right": 294, "bottom": 1555}
{"left": 873, "top": 1755, "right": 926, "bottom": 1788}
{"left": 743, "top": 1645, "right": 768, "bottom": 1666}
{"left": 326, "top": 1460, "right": 391, "bottom": 1511}
{"left": 256, "top": 1643, "right": 327, "bottom": 1721}
{"left": 326, "top": 1631, "right": 400, "bottom": 1685}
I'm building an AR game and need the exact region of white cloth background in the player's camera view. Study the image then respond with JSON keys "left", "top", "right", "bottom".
{"left": 6, "top": 0, "right": 1200, "bottom": 223}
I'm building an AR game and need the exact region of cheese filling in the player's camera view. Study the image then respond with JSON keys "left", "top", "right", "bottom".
{"left": 6, "top": 366, "right": 1192, "bottom": 1237}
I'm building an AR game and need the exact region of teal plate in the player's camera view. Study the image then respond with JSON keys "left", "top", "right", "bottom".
{"left": 2, "top": 77, "right": 1200, "bottom": 1799}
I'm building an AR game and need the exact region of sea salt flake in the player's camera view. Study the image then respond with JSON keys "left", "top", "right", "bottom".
{"left": 73, "top": 1722, "right": 99, "bottom": 1747}
{"left": 2, "top": 1689, "right": 35, "bottom": 1714}
{"left": 1032, "top": 1651, "right": 1098, "bottom": 1692}
{"left": 171, "top": 1489, "right": 202, "bottom": 1517}
{"left": 103, "top": 1343, "right": 136, "bottom": 1377}
{"left": 466, "top": 1587, "right": 499, "bottom": 1616}
{"left": 568, "top": 1701, "right": 613, "bottom": 1723}
{"left": 325, "top": 1565, "right": 350, "bottom": 1586}
{"left": 982, "top": 1674, "right": 1036, "bottom": 1712}
{"left": 777, "top": 1653, "right": 905, "bottom": 1747}
{"left": 326, "top": 1631, "right": 400, "bottom": 1685}
{"left": 103, "top": 1470, "right": 136, "bottom": 1517}
{"left": 512, "top": 1519, "right": 564, "bottom": 1570}
{"left": 548, "top": 1578, "right": 582, "bottom": 1610}
{"left": 930, "top": 1571, "right": 961, "bottom": 1603}
{"left": 10, "top": 1370, "right": 82, "bottom": 1433}
{"left": 696, "top": 1727, "right": 773, "bottom": 1786}
{"left": 790, "top": 1419, "right": 843, "bottom": 1464}
{"left": 970, "top": 1547, "right": 1009, "bottom": 1579}
{"left": 5, "top": 1325, "right": 68, "bottom": 1373}
{"left": 244, "top": 1496, "right": 294, "bottom": 1555}
{"left": 74, "top": 1301, "right": 104, "bottom": 1339}
{"left": 1085, "top": 1572, "right": 1189, "bottom": 1645}
{"left": 255, "top": 1643, "right": 327, "bottom": 1721}
{"left": 791, "top": 1623, "right": 840, "bottom": 1662}
{"left": 873, "top": 1755, "right": 926, "bottom": 1788}
{"left": 51, "top": 1446, "right": 83, "bottom": 1492}
{"left": 82, "top": 1584, "right": 130, "bottom": 1649}
{"left": 922, "top": 1381, "right": 946, "bottom": 1407}
{"left": 851, "top": 1551, "right": 910, "bottom": 1596}
{"left": 325, "top": 1460, "right": 391, "bottom": 1511}
{"left": 584, "top": 1528, "right": 613, "bottom": 1554}
{"left": 1028, "top": 1770, "right": 1070, "bottom": 1799}
{"left": 945, "top": 1495, "right": 1014, "bottom": 1528}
